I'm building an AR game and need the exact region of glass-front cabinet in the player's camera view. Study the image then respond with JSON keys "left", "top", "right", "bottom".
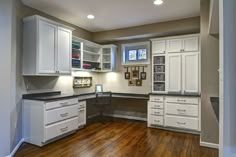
{"left": 102, "top": 45, "right": 117, "bottom": 71}
{"left": 152, "top": 55, "right": 167, "bottom": 93}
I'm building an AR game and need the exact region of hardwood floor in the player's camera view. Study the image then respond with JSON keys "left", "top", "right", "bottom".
{"left": 15, "top": 119, "right": 218, "bottom": 157}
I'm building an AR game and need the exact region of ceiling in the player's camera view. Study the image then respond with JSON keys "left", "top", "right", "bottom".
{"left": 21, "top": 0, "right": 200, "bottom": 32}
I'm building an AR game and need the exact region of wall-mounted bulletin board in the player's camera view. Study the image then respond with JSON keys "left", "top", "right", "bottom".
{"left": 73, "top": 77, "right": 92, "bottom": 88}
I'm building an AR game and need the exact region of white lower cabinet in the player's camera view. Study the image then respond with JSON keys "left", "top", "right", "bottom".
{"left": 148, "top": 95, "right": 201, "bottom": 133}
{"left": 45, "top": 117, "right": 78, "bottom": 142}
{"left": 78, "top": 101, "right": 86, "bottom": 128}
{"left": 165, "top": 116, "right": 199, "bottom": 130}
{"left": 23, "top": 98, "right": 79, "bottom": 146}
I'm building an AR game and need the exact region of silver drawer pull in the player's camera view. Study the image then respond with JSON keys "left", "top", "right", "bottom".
{"left": 177, "top": 109, "right": 186, "bottom": 112}
{"left": 177, "top": 99, "right": 186, "bottom": 102}
{"left": 154, "top": 120, "right": 160, "bottom": 122}
{"left": 60, "top": 102, "right": 69, "bottom": 106}
{"left": 60, "top": 126, "right": 68, "bottom": 132}
{"left": 154, "top": 105, "right": 161, "bottom": 108}
{"left": 154, "top": 112, "right": 160, "bottom": 114}
{"left": 60, "top": 113, "right": 69, "bottom": 117}
{"left": 177, "top": 122, "right": 186, "bottom": 125}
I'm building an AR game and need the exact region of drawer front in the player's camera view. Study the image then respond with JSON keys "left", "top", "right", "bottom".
{"left": 150, "top": 96, "right": 164, "bottom": 102}
{"left": 165, "top": 97, "right": 199, "bottom": 105}
{"left": 78, "top": 101, "right": 86, "bottom": 109}
{"left": 165, "top": 103, "right": 199, "bottom": 117}
{"left": 148, "top": 115, "right": 164, "bottom": 126}
{"left": 148, "top": 108, "right": 164, "bottom": 116}
{"left": 45, "top": 104, "right": 79, "bottom": 125}
{"left": 165, "top": 115, "right": 199, "bottom": 130}
{"left": 44, "top": 117, "right": 78, "bottom": 142}
{"left": 148, "top": 101, "right": 164, "bottom": 109}
{"left": 78, "top": 108, "right": 86, "bottom": 126}
{"left": 45, "top": 98, "right": 79, "bottom": 110}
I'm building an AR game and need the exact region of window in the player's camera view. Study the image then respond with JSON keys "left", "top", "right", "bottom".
{"left": 128, "top": 50, "right": 137, "bottom": 61}
{"left": 122, "top": 42, "right": 150, "bottom": 65}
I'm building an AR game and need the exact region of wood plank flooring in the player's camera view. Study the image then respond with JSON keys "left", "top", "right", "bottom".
{"left": 15, "top": 119, "right": 218, "bottom": 157}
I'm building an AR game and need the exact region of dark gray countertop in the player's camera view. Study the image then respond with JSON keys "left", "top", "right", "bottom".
{"left": 149, "top": 93, "right": 201, "bottom": 97}
{"left": 23, "top": 91, "right": 149, "bottom": 101}
{"left": 23, "top": 91, "right": 201, "bottom": 101}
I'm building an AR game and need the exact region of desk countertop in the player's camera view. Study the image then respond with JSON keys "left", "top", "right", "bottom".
{"left": 23, "top": 91, "right": 149, "bottom": 101}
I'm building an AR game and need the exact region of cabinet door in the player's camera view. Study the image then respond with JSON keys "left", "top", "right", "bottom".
{"left": 38, "top": 20, "right": 57, "bottom": 74}
{"left": 183, "top": 37, "right": 199, "bottom": 52}
{"left": 166, "top": 39, "right": 183, "bottom": 53}
{"left": 168, "top": 54, "right": 182, "bottom": 93}
{"left": 152, "top": 40, "right": 166, "bottom": 54}
{"left": 182, "top": 52, "right": 199, "bottom": 94}
{"left": 57, "top": 27, "right": 72, "bottom": 74}
{"left": 102, "top": 47, "right": 112, "bottom": 71}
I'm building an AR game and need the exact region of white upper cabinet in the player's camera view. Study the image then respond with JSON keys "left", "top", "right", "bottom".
{"left": 152, "top": 40, "right": 166, "bottom": 54}
{"left": 168, "top": 54, "right": 182, "bottom": 93}
{"left": 182, "top": 52, "right": 199, "bottom": 94}
{"left": 166, "top": 39, "right": 183, "bottom": 53}
{"left": 57, "top": 27, "right": 72, "bottom": 74}
{"left": 38, "top": 20, "right": 57, "bottom": 74}
{"left": 182, "top": 37, "right": 199, "bottom": 52}
{"left": 23, "top": 15, "right": 74, "bottom": 76}
{"left": 166, "top": 36, "right": 199, "bottom": 53}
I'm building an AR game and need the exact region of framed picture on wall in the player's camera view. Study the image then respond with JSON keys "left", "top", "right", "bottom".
{"left": 132, "top": 70, "right": 139, "bottom": 79}
{"left": 136, "top": 79, "right": 142, "bottom": 86}
{"left": 141, "top": 72, "right": 146, "bottom": 80}
{"left": 128, "top": 80, "right": 136, "bottom": 86}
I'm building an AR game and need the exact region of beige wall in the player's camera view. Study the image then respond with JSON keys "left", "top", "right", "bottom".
{"left": 93, "top": 17, "right": 200, "bottom": 43}
{"left": 16, "top": 0, "right": 92, "bottom": 40}
{"left": 200, "top": 0, "right": 219, "bottom": 144}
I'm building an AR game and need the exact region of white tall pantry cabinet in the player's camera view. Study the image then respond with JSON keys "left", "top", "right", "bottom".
{"left": 151, "top": 34, "right": 200, "bottom": 94}
{"left": 23, "top": 15, "right": 74, "bottom": 76}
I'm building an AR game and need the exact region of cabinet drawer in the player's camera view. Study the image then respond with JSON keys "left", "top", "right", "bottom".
{"left": 150, "top": 96, "right": 164, "bottom": 102}
{"left": 45, "top": 104, "right": 79, "bottom": 125}
{"left": 45, "top": 98, "right": 78, "bottom": 110}
{"left": 165, "top": 97, "right": 199, "bottom": 105}
{"left": 165, "top": 115, "right": 198, "bottom": 130}
{"left": 148, "top": 115, "right": 164, "bottom": 126}
{"left": 165, "top": 103, "right": 199, "bottom": 117}
{"left": 78, "top": 101, "right": 86, "bottom": 109}
{"left": 149, "top": 108, "right": 164, "bottom": 116}
{"left": 148, "top": 101, "right": 164, "bottom": 109}
{"left": 44, "top": 117, "right": 78, "bottom": 142}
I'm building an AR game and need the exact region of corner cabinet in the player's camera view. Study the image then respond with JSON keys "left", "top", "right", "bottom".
{"left": 151, "top": 34, "right": 200, "bottom": 95}
{"left": 23, "top": 15, "right": 74, "bottom": 76}
{"left": 72, "top": 36, "right": 117, "bottom": 72}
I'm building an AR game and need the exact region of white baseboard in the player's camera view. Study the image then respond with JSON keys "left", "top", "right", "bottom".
{"left": 6, "top": 138, "right": 24, "bottom": 157}
{"left": 200, "top": 140, "right": 219, "bottom": 149}
{"left": 87, "top": 113, "right": 100, "bottom": 119}
{"left": 104, "top": 113, "right": 147, "bottom": 121}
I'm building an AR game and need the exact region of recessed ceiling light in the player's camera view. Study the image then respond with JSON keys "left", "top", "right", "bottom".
{"left": 87, "top": 14, "right": 95, "bottom": 19}
{"left": 154, "top": 0, "right": 163, "bottom": 5}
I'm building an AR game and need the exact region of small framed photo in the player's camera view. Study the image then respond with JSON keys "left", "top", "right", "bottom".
{"left": 125, "top": 72, "right": 130, "bottom": 80}
{"left": 136, "top": 80, "right": 142, "bottom": 86}
{"left": 128, "top": 80, "right": 136, "bottom": 86}
{"left": 141, "top": 72, "right": 146, "bottom": 80}
{"left": 132, "top": 70, "right": 139, "bottom": 79}
{"left": 95, "top": 84, "right": 103, "bottom": 93}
